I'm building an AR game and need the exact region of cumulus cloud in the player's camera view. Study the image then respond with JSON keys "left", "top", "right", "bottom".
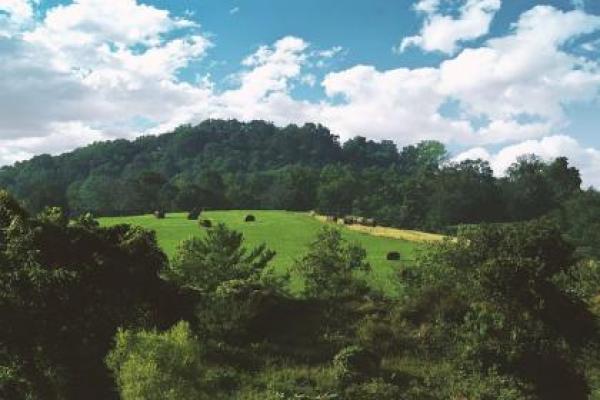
{"left": 1, "top": 1, "right": 600, "bottom": 186}
{"left": 399, "top": 0, "right": 501, "bottom": 54}
{"left": 439, "top": 6, "right": 600, "bottom": 123}
{"left": 0, "top": 0, "right": 212, "bottom": 161}
{"left": 0, "top": 0, "right": 34, "bottom": 36}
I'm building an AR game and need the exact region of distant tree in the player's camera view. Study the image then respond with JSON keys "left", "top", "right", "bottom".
{"left": 558, "top": 189, "right": 600, "bottom": 259}
{"left": 317, "top": 165, "right": 359, "bottom": 216}
{"left": 502, "top": 155, "right": 555, "bottom": 220}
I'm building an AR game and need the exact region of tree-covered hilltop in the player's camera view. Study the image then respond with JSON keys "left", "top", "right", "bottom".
{"left": 0, "top": 119, "right": 594, "bottom": 232}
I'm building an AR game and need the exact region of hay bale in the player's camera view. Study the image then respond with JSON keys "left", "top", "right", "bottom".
{"left": 365, "top": 218, "right": 376, "bottom": 227}
{"left": 386, "top": 251, "right": 401, "bottom": 261}
{"left": 245, "top": 214, "right": 256, "bottom": 222}
{"left": 154, "top": 210, "right": 165, "bottom": 219}
{"left": 187, "top": 208, "right": 201, "bottom": 220}
{"left": 337, "top": 218, "right": 345, "bottom": 225}
{"left": 198, "top": 219, "right": 212, "bottom": 228}
{"left": 309, "top": 210, "right": 316, "bottom": 217}
{"left": 356, "top": 216, "right": 365, "bottom": 225}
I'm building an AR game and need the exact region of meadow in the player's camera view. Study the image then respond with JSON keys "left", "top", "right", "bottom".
{"left": 100, "top": 210, "right": 427, "bottom": 294}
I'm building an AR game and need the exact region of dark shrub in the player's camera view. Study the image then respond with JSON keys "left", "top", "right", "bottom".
{"left": 343, "top": 216, "right": 355, "bottom": 225}
{"left": 199, "top": 219, "right": 212, "bottom": 228}
{"left": 245, "top": 214, "right": 256, "bottom": 222}
{"left": 154, "top": 210, "right": 165, "bottom": 219}
{"left": 386, "top": 251, "right": 400, "bottom": 261}
{"left": 187, "top": 208, "right": 201, "bottom": 220}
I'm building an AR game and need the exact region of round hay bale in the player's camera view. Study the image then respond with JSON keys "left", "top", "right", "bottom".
{"left": 309, "top": 210, "right": 316, "bottom": 217}
{"left": 154, "top": 210, "right": 165, "bottom": 219}
{"left": 337, "top": 218, "right": 345, "bottom": 225}
{"left": 198, "top": 219, "right": 212, "bottom": 228}
{"left": 245, "top": 214, "right": 256, "bottom": 222}
{"left": 365, "top": 218, "right": 376, "bottom": 227}
{"left": 187, "top": 208, "right": 201, "bottom": 220}
{"left": 386, "top": 251, "right": 401, "bottom": 261}
{"left": 356, "top": 216, "right": 365, "bottom": 225}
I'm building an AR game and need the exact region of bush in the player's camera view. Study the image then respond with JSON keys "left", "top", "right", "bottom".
{"left": 154, "top": 210, "right": 165, "bottom": 219}
{"left": 245, "top": 215, "right": 256, "bottom": 222}
{"left": 386, "top": 251, "right": 401, "bottom": 261}
{"left": 187, "top": 208, "right": 201, "bottom": 220}
{"left": 199, "top": 219, "right": 212, "bottom": 228}
{"left": 106, "top": 321, "right": 214, "bottom": 400}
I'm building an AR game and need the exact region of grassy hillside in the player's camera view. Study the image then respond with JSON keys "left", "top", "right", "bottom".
{"left": 100, "top": 210, "right": 425, "bottom": 294}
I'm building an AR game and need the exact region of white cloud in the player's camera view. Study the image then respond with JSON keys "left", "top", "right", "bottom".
{"left": 0, "top": 0, "right": 34, "bottom": 36}
{"left": 0, "top": 121, "right": 109, "bottom": 165}
{"left": 229, "top": 6, "right": 240, "bottom": 15}
{"left": 0, "top": 0, "right": 212, "bottom": 145}
{"left": 0, "top": 0, "right": 600, "bottom": 190}
{"left": 454, "top": 135, "right": 600, "bottom": 188}
{"left": 399, "top": 0, "right": 501, "bottom": 54}
{"left": 438, "top": 5, "right": 600, "bottom": 128}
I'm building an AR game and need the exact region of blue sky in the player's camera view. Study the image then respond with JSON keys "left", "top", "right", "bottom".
{"left": 1, "top": 0, "right": 600, "bottom": 185}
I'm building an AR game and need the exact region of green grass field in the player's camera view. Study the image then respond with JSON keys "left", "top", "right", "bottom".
{"left": 99, "top": 210, "right": 423, "bottom": 294}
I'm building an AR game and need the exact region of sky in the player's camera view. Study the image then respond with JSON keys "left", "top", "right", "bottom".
{"left": 1, "top": 0, "right": 600, "bottom": 186}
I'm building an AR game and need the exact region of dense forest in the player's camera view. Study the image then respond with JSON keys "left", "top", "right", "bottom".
{"left": 0, "top": 119, "right": 596, "bottom": 234}
{"left": 1, "top": 119, "right": 600, "bottom": 399}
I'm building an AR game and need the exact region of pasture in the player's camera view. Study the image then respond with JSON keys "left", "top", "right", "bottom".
{"left": 100, "top": 210, "right": 428, "bottom": 294}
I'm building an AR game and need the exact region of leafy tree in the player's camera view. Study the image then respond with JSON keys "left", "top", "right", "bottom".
{"left": 165, "top": 224, "right": 282, "bottom": 343}
{"left": 502, "top": 155, "right": 555, "bottom": 220}
{"left": 295, "top": 227, "right": 371, "bottom": 299}
{"left": 403, "top": 219, "right": 598, "bottom": 399}
{"left": 317, "top": 165, "right": 359, "bottom": 216}
{"left": 166, "top": 223, "right": 275, "bottom": 294}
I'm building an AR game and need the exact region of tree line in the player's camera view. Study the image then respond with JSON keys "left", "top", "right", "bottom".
{"left": 0, "top": 119, "right": 596, "bottom": 234}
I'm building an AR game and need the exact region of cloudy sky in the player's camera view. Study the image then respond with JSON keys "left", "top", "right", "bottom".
{"left": 1, "top": 0, "right": 600, "bottom": 186}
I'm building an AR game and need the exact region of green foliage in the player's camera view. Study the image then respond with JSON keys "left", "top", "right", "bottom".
{"left": 295, "top": 227, "right": 371, "bottom": 299}
{"left": 0, "top": 192, "right": 185, "bottom": 399}
{"left": 402, "top": 219, "right": 598, "bottom": 399}
{"left": 107, "top": 321, "right": 230, "bottom": 400}
{"left": 167, "top": 223, "right": 276, "bottom": 293}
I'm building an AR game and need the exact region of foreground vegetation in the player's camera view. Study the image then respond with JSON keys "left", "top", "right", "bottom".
{"left": 0, "top": 189, "right": 599, "bottom": 399}
{"left": 100, "top": 210, "right": 421, "bottom": 294}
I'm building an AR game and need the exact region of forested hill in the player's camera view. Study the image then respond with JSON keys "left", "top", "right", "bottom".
{"left": 0, "top": 119, "right": 598, "bottom": 235}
